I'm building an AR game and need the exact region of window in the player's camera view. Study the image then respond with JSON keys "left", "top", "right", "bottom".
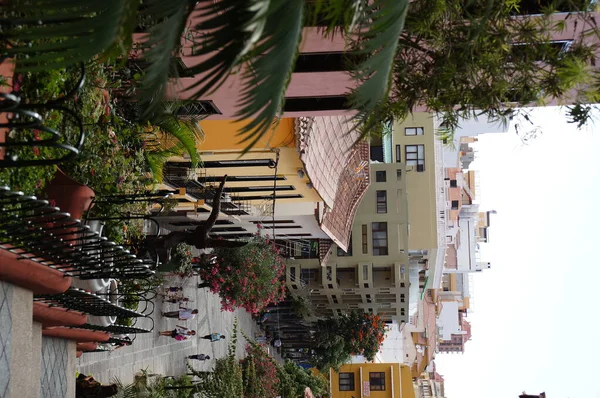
{"left": 294, "top": 52, "right": 365, "bottom": 73}
{"left": 174, "top": 100, "right": 221, "bottom": 117}
{"left": 284, "top": 96, "right": 350, "bottom": 112}
{"left": 337, "top": 235, "right": 353, "bottom": 256}
{"left": 372, "top": 222, "right": 388, "bottom": 256}
{"left": 369, "top": 372, "right": 386, "bottom": 391}
{"left": 375, "top": 170, "right": 386, "bottom": 182}
{"left": 339, "top": 373, "right": 355, "bottom": 391}
{"left": 172, "top": 58, "right": 196, "bottom": 78}
{"left": 450, "top": 179, "right": 458, "bottom": 188}
{"left": 225, "top": 185, "right": 295, "bottom": 192}
{"left": 361, "top": 225, "right": 368, "bottom": 254}
{"left": 405, "top": 127, "right": 424, "bottom": 136}
{"left": 200, "top": 159, "right": 276, "bottom": 168}
{"left": 509, "top": 40, "right": 572, "bottom": 62}
{"left": 451, "top": 200, "right": 459, "bottom": 210}
{"left": 376, "top": 191, "right": 387, "bottom": 214}
{"left": 405, "top": 145, "right": 425, "bottom": 170}
{"left": 370, "top": 146, "right": 384, "bottom": 162}
{"left": 395, "top": 145, "right": 401, "bottom": 163}
{"left": 396, "top": 169, "right": 402, "bottom": 181}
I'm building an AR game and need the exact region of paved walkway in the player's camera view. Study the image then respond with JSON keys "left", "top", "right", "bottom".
{"left": 76, "top": 274, "right": 266, "bottom": 384}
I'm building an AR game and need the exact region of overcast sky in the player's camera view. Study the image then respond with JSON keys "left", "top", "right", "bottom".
{"left": 436, "top": 106, "right": 600, "bottom": 398}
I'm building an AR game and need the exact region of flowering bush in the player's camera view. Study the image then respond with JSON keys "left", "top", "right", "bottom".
{"left": 242, "top": 343, "right": 279, "bottom": 398}
{"left": 199, "top": 235, "right": 286, "bottom": 314}
{"left": 312, "top": 311, "right": 387, "bottom": 371}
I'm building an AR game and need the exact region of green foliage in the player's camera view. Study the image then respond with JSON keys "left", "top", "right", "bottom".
{"left": 277, "top": 360, "right": 330, "bottom": 398}
{"left": 312, "top": 311, "right": 386, "bottom": 371}
{"left": 188, "top": 318, "right": 244, "bottom": 398}
{"left": 158, "top": 243, "right": 194, "bottom": 275}
{"left": 112, "top": 370, "right": 193, "bottom": 398}
{"left": 2, "top": 1, "right": 139, "bottom": 71}
{"left": 380, "top": 0, "right": 600, "bottom": 136}
{"left": 242, "top": 342, "right": 279, "bottom": 398}
{"left": 2, "top": 0, "right": 410, "bottom": 152}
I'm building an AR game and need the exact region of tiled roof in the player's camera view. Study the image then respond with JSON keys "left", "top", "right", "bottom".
{"left": 461, "top": 319, "right": 472, "bottom": 342}
{"left": 295, "top": 117, "right": 370, "bottom": 251}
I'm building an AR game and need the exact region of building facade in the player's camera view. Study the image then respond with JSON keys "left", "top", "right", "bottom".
{"left": 330, "top": 362, "right": 415, "bottom": 398}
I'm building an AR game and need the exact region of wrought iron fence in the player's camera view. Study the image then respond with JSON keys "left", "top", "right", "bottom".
{"left": 0, "top": 62, "right": 86, "bottom": 167}
{"left": 0, "top": 186, "right": 156, "bottom": 280}
{"left": 34, "top": 288, "right": 145, "bottom": 319}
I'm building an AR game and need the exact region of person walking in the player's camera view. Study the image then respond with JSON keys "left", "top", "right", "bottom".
{"left": 162, "top": 308, "right": 198, "bottom": 320}
{"left": 159, "top": 326, "right": 196, "bottom": 341}
{"left": 163, "top": 295, "right": 192, "bottom": 305}
{"left": 188, "top": 353, "right": 211, "bottom": 361}
{"left": 201, "top": 332, "right": 225, "bottom": 342}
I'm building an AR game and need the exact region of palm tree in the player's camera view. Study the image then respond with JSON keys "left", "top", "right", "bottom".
{"left": 2, "top": 0, "right": 409, "bottom": 150}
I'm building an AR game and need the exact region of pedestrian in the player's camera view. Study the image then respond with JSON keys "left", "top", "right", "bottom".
{"left": 163, "top": 295, "right": 192, "bottom": 305}
{"left": 159, "top": 326, "right": 196, "bottom": 341}
{"left": 188, "top": 354, "right": 211, "bottom": 361}
{"left": 160, "top": 286, "right": 183, "bottom": 296}
{"left": 201, "top": 332, "right": 226, "bottom": 342}
{"left": 162, "top": 308, "right": 199, "bottom": 320}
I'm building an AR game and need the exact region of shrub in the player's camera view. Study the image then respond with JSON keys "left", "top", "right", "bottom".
{"left": 199, "top": 235, "right": 286, "bottom": 314}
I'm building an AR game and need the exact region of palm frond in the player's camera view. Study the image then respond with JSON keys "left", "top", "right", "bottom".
{"left": 136, "top": 0, "right": 196, "bottom": 119}
{"left": 306, "top": 0, "right": 368, "bottom": 35}
{"left": 2, "top": 0, "right": 135, "bottom": 71}
{"left": 181, "top": 0, "right": 271, "bottom": 98}
{"left": 146, "top": 150, "right": 175, "bottom": 182}
{"left": 349, "top": 0, "right": 409, "bottom": 133}
{"left": 234, "top": 0, "right": 304, "bottom": 152}
{"left": 151, "top": 113, "right": 203, "bottom": 168}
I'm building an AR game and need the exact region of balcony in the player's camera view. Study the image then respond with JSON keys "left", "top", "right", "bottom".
{"left": 357, "top": 263, "right": 373, "bottom": 288}
{"left": 322, "top": 265, "right": 337, "bottom": 289}
{"left": 336, "top": 266, "right": 357, "bottom": 289}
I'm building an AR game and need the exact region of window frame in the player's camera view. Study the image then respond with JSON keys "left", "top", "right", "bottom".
{"left": 376, "top": 190, "right": 388, "bottom": 214}
{"left": 369, "top": 372, "right": 386, "bottom": 391}
{"left": 339, "top": 372, "right": 356, "bottom": 391}
{"left": 405, "top": 144, "right": 425, "bottom": 170}
{"left": 405, "top": 127, "right": 424, "bottom": 136}
{"left": 361, "top": 225, "right": 368, "bottom": 254}
{"left": 371, "top": 222, "right": 389, "bottom": 256}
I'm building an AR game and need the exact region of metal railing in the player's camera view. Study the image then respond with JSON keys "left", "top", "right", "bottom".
{"left": 34, "top": 288, "right": 146, "bottom": 319}
{"left": 0, "top": 63, "right": 86, "bottom": 167}
{"left": 0, "top": 186, "right": 156, "bottom": 280}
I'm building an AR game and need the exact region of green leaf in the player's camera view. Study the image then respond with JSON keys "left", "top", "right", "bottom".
{"left": 151, "top": 113, "right": 204, "bottom": 168}
{"left": 234, "top": 0, "right": 304, "bottom": 152}
{"left": 3, "top": 0, "right": 131, "bottom": 71}
{"left": 136, "top": 0, "right": 196, "bottom": 119}
{"left": 348, "top": 0, "right": 409, "bottom": 134}
{"left": 181, "top": 0, "right": 271, "bottom": 99}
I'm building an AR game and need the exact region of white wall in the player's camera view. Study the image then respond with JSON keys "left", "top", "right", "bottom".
{"left": 437, "top": 301, "right": 463, "bottom": 341}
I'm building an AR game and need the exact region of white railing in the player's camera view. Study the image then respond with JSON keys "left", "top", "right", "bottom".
{"left": 433, "top": 137, "right": 448, "bottom": 248}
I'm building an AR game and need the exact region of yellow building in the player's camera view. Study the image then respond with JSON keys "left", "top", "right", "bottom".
{"left": 287, "top": 113, "right": 447, "bottom": 324}
{"left": 162, "top": 118, "right": 321, "bottom": 213}
{"left": 160, "top": 116, "right": 371, "bottom": 256}
{"left": 330, "top": 363, "right": 415, "bottom": 398}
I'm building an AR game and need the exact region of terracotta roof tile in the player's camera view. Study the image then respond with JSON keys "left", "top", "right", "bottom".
{"left": 295, "top": 117, "right": 370, "bottom": 251}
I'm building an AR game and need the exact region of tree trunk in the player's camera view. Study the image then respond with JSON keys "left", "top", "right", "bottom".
{"left": 158, "top": 176, "right": 249, "bottom": 252}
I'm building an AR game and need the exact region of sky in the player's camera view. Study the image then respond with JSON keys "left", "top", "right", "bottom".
{"left": 436, "top": 106, "right": 600, "bottom": 398}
